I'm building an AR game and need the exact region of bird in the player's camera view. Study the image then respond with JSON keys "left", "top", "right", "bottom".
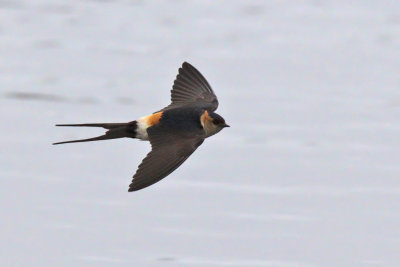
{"left": 54, "top": 62, "right": 229, "bottom": 192}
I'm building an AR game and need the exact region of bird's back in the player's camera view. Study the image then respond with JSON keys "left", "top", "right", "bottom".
{"left": 156, "top": 106, "right": 205, "bottom": 135}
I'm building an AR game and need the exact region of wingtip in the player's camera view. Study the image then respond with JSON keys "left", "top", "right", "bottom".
{"left": 128, "top": 183, "right": 136, "bottom": 192}
{"left": 128, "top": 183, "right": 145, "bottom": 192}
{"left": 182, "top": 61, "right": 192, "bottom": 68}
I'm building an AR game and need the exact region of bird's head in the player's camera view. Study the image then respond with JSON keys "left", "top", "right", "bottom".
{"left": 201, "top": 111, "right": 229, "bottom": 137}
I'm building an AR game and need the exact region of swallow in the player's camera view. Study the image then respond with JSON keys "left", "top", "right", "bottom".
{"left": 54, "top": 62, "right": 229, "bottom": 192}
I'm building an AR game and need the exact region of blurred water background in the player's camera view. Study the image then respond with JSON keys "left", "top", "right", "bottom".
{"left": 1, "top": 0, "right": 400, "bottom": 266}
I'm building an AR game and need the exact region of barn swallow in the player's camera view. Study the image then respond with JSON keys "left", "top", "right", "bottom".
{"left": 54, "top": 62, "right": 229, "bottom": 192}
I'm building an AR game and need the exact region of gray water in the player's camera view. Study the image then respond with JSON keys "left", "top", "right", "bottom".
{"left": 1, "top": 1, "right": 400, "bottom": 266}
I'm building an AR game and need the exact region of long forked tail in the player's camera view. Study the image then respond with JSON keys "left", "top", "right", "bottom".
{"left": 53, "top": 121, "right": 137, "bottom": 145}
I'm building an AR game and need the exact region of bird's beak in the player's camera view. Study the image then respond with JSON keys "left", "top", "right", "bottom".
{"left": 223, "top": 123, "right": 230, "bottom": 128}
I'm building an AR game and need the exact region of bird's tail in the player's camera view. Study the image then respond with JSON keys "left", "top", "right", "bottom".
{"left": 53, "top": 121, "right": 137, "bottom": 145}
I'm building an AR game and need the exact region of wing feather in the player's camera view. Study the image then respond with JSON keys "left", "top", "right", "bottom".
{"left": 128, "top": 126, "right": 204, "bottom": 192}
{"left": 159, "top": 62, "right": 218, "bottom": 112}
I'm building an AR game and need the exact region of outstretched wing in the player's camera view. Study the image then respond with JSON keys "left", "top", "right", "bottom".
{"left": 160, "top": 62, "right": 219, "bottom": 112}
{"left": 128, "top": 126, "right": 204, "bottom": 192}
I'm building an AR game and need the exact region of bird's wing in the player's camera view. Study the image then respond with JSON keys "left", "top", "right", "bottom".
{"left": 159, "top": 62, "right": 219, "bottom": 112}
{"left": 128, "top": 126, "right": 204, "bottom": 192}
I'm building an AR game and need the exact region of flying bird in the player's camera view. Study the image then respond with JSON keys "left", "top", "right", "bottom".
{"left": 54, "top": 62, "right": 229, "bottom": 192}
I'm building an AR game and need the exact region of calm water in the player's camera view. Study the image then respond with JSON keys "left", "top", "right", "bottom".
{"left": 1, "top": 1, "right": 400, "bottom": 266}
